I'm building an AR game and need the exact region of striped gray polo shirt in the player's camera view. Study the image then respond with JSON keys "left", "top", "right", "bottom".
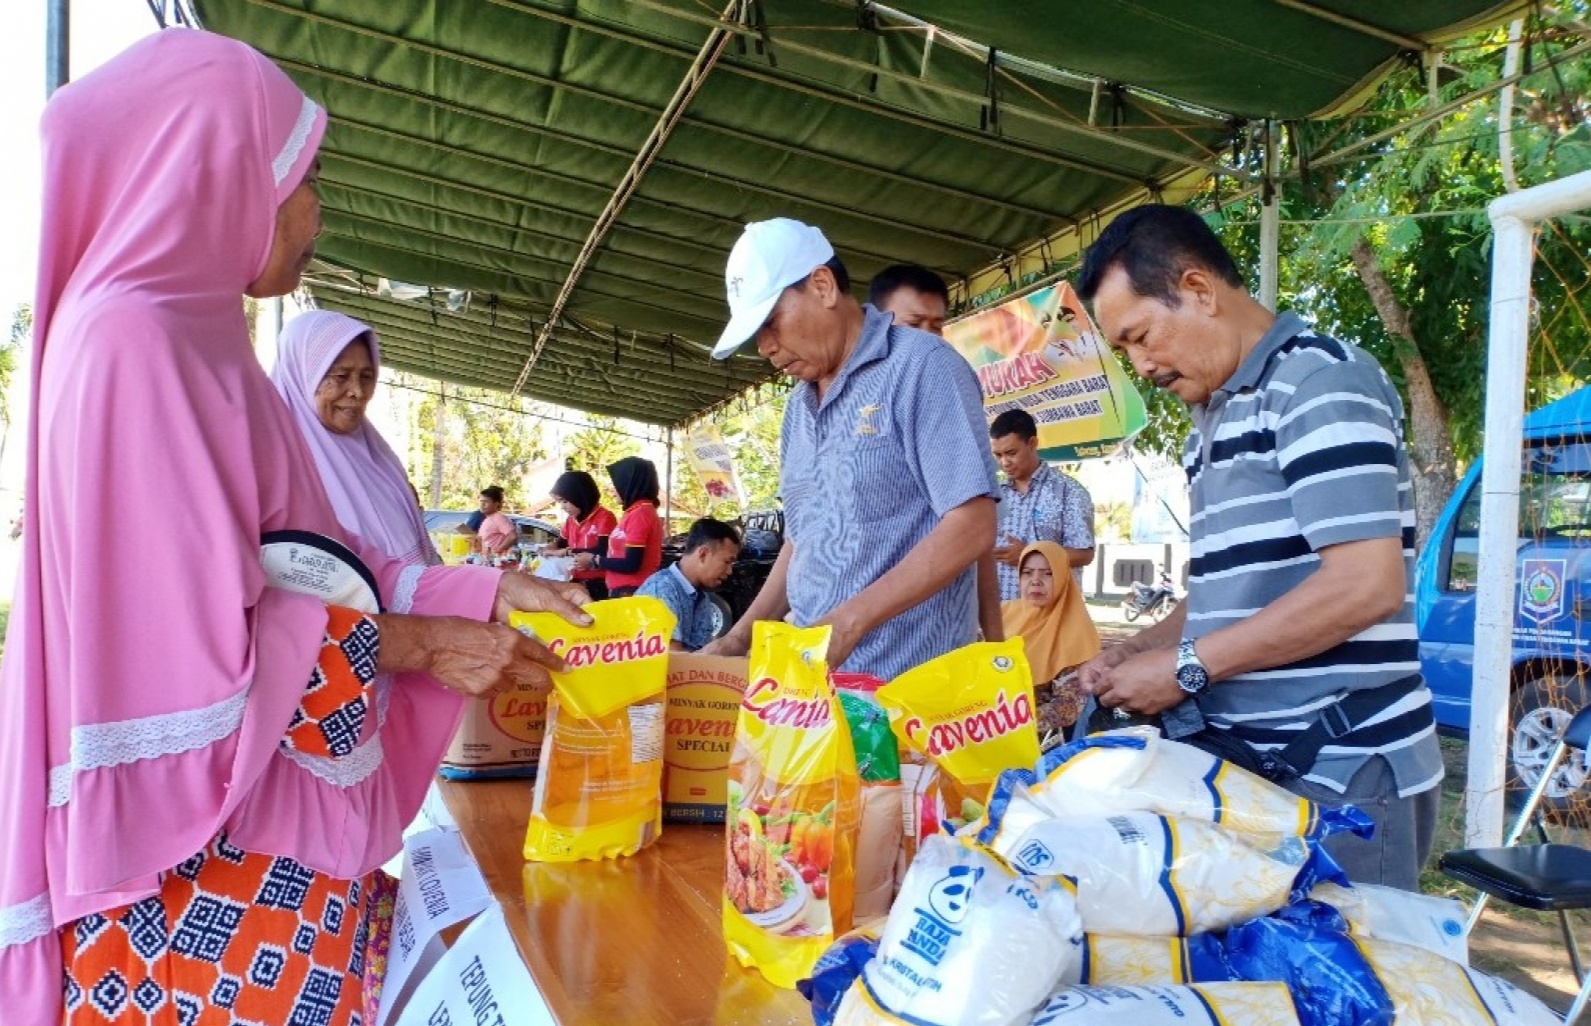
{"left": 1183, "top": 312, "right": 1443, "bottom": 797}
{"left": 780, "top": 306, "right": 999, "bottom": 679}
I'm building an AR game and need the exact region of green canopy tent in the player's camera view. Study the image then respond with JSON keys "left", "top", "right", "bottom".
{"left": 182, "top": 0, "right": 1526, "bottom": 427}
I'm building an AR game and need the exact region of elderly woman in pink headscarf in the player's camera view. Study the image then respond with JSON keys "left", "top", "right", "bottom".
{"left": 0, "top": 30, "right": 590, "bottom": 1023}
{"left": 272, "top": 310, "right": 439, "bottom": 567}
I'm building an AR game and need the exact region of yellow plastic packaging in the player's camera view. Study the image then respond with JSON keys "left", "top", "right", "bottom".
{"left": 723, "top": 622, "right": 861, "bottom": 989}
{"left": 522, "top": 692, "right": 664, "bottom": 862}
{"left": 510, "top": 596, "right": 676, "bottom": 720}
{"left": 876, "top": 639, "right": 1040, "bottom": 787}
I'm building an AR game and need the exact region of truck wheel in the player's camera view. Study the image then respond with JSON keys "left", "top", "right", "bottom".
{"left": 705, "top": 593, "right": 734, "bottom": 640}
{"left": 1509, "top": 669, "right": 1591, "bottom": 825}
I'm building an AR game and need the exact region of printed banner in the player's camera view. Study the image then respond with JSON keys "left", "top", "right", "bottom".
{"left": 394, "top": 905, "right": 557, "bottom": 1026}
{"left": 684, "top": 424, "right": 745, "bottom": 507}
{"left": 944, "top": 281, "right": 1148, "bottom": 461}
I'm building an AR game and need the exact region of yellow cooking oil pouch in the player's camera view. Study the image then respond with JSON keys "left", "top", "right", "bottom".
{"left": 876, "top": 639, "right": 1040, "bottom": 787}
{"left": 510, "top": 596, "right": 675, "bottom": 720}
{"left": 724, "top": 622, "right": 861, "bottom": 989}
{"left": 522, "top": 691, "right": 664, "bottom": 862}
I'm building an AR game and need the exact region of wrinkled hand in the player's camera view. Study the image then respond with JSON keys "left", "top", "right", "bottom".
{"left": 387, "top": 616, "right": 571, "bottom": 698}
{"left": 1091, "top": 648, "right": 1184, "bottom": 716}
{"left": 492, "top": 570, "right": 593, "bottom": 626}
{"left": 700, "top": 629, "right": 750, "bottom": 658}
{"left": 1076, "top": 645, "right": 1134, "bottom": 695}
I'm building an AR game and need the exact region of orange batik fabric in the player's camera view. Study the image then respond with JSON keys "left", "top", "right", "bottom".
{"left": 62, "top": 607, "right": 389, "bottom": 1025}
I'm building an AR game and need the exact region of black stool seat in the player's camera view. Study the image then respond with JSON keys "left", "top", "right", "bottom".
{"left": 1441, "top": 844, "right": 1591, "bottom": 911}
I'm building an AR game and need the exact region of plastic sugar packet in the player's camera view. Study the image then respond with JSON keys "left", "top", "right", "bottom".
{"left": 1026, "top": 984, "right": 1301, "bottom": 1026}
{"left": 1307, "top": 881, "right": 1469, "bottom": 964}
{"left": 981, "top": 806, "right": 1328, "bottom": 936}
{"left": 832, "top": 834, "right": 1083, "bottom": 1026}
{"left": 989, "top": 730, "right": 1337, "bottom": 843}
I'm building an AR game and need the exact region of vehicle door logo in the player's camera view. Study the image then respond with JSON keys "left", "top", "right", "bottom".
{"left": 1521, "top": 558, "right": 1567, "bottom": 623}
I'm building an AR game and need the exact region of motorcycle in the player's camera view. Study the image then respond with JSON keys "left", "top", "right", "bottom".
{"left": 1122, "top": 567, "right": 1179, "bottom": 623}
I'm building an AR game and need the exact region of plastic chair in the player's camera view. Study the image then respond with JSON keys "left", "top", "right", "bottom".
{"left": 1440, "top": 704, "right": 1591, "bottom": 1024}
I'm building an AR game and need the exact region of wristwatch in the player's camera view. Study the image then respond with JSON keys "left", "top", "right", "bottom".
{"left": 1175, "top": 639, "right": 1211, "bottom": 695}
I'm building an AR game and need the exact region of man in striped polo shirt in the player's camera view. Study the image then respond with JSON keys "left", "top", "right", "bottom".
{"left": 1075, "top": 205, "right": 1442, "bottom": 890}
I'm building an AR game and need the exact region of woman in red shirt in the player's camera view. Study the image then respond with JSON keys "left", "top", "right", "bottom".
{"left": 576, "top": 456, "right": 662, "bottom": 597}
{"left": 546, "top": 470, "right": 617, "bottom": 599}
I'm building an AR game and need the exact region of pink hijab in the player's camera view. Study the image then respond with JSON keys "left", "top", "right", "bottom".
{"left": 0, "top": 30, "right": 496, "bottom": 1017}
{"left": 272, "top": 310, "right": 439, "bottom": 566}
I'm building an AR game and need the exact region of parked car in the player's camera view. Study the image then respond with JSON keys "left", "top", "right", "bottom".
{"left": 422, "top": 508, "right": 562, "bottom": 549}
{"left": 1415, "top": 386, "right": 1591, "bottom": 816}
{"left": 661, "top": 508, "right": 784, "bottom": 639}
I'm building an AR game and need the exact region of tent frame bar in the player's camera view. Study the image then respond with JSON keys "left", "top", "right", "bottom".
{"left": 276, "top": 59, "right": 1018, "bottom": 257}
{"left": 621, "top": 0, "right": 1244, "bottom": 180}
{"left": 1271, "top": 0, "right": 1428, "bottom": 51}
{"left": 511, "top": 0, "right": 742, "bottom": 396}
{"left": 46, "top": 0, "right": 69, "bottom": 95}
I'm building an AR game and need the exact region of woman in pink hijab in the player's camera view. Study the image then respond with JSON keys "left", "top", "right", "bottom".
{"left": 0, "top": 29, "right": 589, "bottom": 1023}
{"left": 272, "top": 310, "right": 438, "bottom": 567}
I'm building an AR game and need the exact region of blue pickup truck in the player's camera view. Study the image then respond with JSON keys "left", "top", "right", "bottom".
{"left": 1415, "top": 386, "right": 1591, "bottom": 815}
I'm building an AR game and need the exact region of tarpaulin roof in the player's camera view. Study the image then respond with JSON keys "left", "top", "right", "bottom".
{"left": 190, "top": 0, "right": 1524, "bottom": 425}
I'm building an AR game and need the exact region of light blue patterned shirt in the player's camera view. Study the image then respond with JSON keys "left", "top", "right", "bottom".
{"left": 637, "top": 563, "right": 716, "bottom": 651}
{"left": 779, "top": 307, "right": 999, "bottom": 679}
{"left": 995, "top": 462, "right": 1095, "bottom": 600}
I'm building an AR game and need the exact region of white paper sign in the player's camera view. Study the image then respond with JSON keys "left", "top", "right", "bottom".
{"left": 377, "top": 827, "right": 495, "bottom": 1026}
{"left": 395, "top": 904, "right": 556, "bottom": 1026}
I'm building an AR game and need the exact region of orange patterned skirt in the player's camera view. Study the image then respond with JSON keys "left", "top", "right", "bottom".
{"left": 63, "top": 838, "right": 380, "bottom": 1025}
{"left": 63, "top": 607, "right": 390, "bottom": 1025}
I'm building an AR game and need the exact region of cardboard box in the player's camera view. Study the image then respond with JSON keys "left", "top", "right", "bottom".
{"left": 439, "top": 686, "right": 547, "bottom": 780}
{"left": 662, "top": 653, "right": 749, "bottom": 823}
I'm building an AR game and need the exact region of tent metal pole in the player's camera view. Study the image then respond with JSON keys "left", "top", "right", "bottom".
{"left": 1259, "top": 121, "right": 1280, "bottom": 312}
{"left": 665, "top": 428, "right": 675, "bottom": 532}
{"left": 509, "top": 0, "right": 743, "bottom": 397}
{"left": 1468, "top": 169, "right": 1591, "bottom": 849}
{"left": 46, "top": 0, "right": 69, "bottom": 97}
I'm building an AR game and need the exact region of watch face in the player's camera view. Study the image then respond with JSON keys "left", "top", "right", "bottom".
{"left": 1176, "top": 661, "right": 1210, "bottom": 694}
{"left": 1175, "top": 640, "right": 1205, "bottom": 695}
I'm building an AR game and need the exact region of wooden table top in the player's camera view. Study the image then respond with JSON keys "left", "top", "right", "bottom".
{"left": 439, "top": 779, "right": 812, "bottom": 1026}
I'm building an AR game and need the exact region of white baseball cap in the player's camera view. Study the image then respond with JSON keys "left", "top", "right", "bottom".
{"left": 712, "top": 218, "right": 835, "bottom": 360}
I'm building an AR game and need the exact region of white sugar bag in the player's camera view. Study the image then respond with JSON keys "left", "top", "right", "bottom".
{"left": 833, "top": 834, "right": 1082, "bottom": 1026}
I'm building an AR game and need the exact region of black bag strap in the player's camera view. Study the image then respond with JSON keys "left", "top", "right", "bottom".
{"left": 1259, "top": 675, "right": 1425, "bottom": 781}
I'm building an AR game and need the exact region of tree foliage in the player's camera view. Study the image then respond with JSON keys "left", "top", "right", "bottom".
{"left": 1126, "top": 12, "right": 1591, "bottom": 544}
{"left": 410, "top": 384, "right": 548, "bottom": 510}
{"left": 563, "top": 415, "right": 642, "bottom": 512}
{"left": 2, "top": 304, "right": 29, "bottom": 442}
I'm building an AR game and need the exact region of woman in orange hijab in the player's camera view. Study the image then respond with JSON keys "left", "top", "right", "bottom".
{"left": 1001, "top": 541, "right": 1101, "bottom": 745}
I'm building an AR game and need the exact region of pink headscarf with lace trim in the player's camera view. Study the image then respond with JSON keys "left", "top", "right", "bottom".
{"left": 0, "top": 30, "right": 494, "bottom": 1018}
{"left": 272, "top": 310, "right": 439, "bottom": 566}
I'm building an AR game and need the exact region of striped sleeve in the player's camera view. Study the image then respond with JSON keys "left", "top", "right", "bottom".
{"left": 900, "top": 341, "right": 1000, "bottom": 517}
{"left": 1273, "top": 359, "right": 1407, "bottom": 551}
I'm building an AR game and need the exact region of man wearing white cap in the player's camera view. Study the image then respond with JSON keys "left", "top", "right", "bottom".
{"left": 704, "top": 218, "right": 998, "bottom": 677}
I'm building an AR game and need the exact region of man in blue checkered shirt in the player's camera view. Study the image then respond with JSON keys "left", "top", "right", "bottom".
{"left": 989, "top": 409, "right": 1096, "bottom": 600}
{"left": 637, "top": 518, "right": 741, "bottom": 651}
